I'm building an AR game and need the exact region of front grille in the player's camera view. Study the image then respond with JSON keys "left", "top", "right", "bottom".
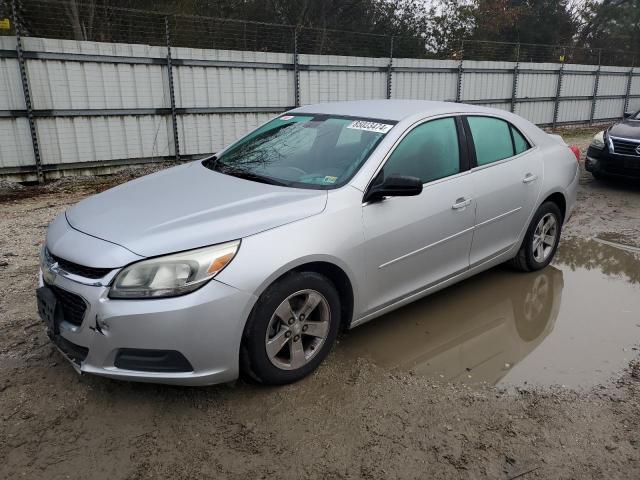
{"left": 49, "top": 285, "right": 87, "bottom": 326}
{"left": 611, "top": 137, "right": 640, "bottom": 157}
{"left": 50, "top": 251, "right": 113, "bottom": 279}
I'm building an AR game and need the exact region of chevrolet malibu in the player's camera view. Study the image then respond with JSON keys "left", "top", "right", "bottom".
{"left": 38, "top": 100, "right": 579, "bottom": 386}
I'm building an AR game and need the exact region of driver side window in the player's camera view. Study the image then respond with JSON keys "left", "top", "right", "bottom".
{"left": 381, "top": 117, "right": 460, "bottom": 184}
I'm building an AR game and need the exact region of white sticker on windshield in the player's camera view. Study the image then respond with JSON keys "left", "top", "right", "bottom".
{"left": 279, "top": 115, "right": 294, "bottom": 120}
{"left": 347, "top": 120, "right": 393, "bottom": 133}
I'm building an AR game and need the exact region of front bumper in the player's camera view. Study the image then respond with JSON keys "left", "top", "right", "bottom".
{"left": 38, "top": 271, "right": 257, "bottom": 386}
{"left": 585, "top": 146, "right": 640, "bottom": 178}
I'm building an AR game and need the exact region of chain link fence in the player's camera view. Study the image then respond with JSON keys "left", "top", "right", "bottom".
{"left": 2, "top": 0, "right": 638, "bottom": 65}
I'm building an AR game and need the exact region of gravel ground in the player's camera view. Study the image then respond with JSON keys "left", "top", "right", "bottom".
{"left": 1, "top": 128, "right": 640, "bottom": 479}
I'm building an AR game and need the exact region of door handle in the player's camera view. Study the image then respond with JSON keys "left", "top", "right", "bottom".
{"left": 522, "top": 173, "right": 538, "bottom": 184}
{"left": 452, "top": 197, "right": 472, "bottom": 210}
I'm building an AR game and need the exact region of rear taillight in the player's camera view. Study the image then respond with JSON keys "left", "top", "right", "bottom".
{"left": 569, "top": 145, "right": 581, "bottom": 162}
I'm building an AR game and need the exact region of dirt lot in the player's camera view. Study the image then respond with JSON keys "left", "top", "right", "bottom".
{"left": 1, "top": 128, "right": 640, "bottom": 479}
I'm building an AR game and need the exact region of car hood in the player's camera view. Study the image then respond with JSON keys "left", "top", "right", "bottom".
{"left": 66, "top": 161, "right": 327, "bottom": 258}
{"left": 609, "top": 120, "right": 640, "bottom": 139}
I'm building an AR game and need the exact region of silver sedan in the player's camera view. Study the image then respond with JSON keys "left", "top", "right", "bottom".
{"left": 37, "top": 100, "right": 580, "bottom": 386}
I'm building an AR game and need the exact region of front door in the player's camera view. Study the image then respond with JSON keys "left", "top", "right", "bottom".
{"left": 361, "top": 117, "right": 475, "bottom": 316}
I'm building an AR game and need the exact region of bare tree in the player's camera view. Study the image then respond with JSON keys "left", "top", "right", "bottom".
{"left": 64, "top": 0, "right": 96, "bottom": 41}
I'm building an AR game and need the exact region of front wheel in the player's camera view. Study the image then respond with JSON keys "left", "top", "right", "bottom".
{"left": 240, "top": 271, "right": 341, "bottom": 385}
{"left": 510, "top": 202, "right": 562, "bottom": 272}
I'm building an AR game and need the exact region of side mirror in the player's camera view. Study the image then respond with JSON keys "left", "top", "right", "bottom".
{"left": 623, "top": 111, "right": 634, "bottom": 119}
{"left": 364, "top": 174, "right": 423, "bottom": 203}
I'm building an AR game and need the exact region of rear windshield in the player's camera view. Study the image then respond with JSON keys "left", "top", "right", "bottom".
{"left": 204, "top": 114, "right": 395, "bottom": 189}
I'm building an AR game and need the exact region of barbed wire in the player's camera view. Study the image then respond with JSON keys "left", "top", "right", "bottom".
{"left": 0, "top": 0, "right": 637, "bottom": 66}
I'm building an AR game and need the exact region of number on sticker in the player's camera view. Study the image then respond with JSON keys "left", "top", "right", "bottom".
{"left": 347, "top": 121, "right": 393, "bottom": 134}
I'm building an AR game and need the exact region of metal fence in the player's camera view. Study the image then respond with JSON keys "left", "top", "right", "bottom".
{"left": 1, "top": 0, "right": 640, "bottom": 182}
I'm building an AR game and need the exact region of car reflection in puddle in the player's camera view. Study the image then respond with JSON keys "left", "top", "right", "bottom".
{"left": 338, "top": 238, "right": 640, "bottom": 389}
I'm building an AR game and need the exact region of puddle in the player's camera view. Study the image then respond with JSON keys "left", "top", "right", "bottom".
{"left": 339, "top": 237, "right": 640, "bottom": 389}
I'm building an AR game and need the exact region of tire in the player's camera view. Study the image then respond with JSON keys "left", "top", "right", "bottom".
{"left": 240, "top": 271, "right": 341, "bottom": 385}
{"left": 510, "top": 201, "right": 563, "bottom": 272}
{"left": 591, "top": 170, "right": 605, "bottom": 180}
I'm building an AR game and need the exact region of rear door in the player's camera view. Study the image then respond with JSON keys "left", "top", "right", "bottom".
{"left": 464, "top": 116, "right": 542, "bottom": 266}
{"left": 360, "top": 116, "right": 475, "bottom": 315}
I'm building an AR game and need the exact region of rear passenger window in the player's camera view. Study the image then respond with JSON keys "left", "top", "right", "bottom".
{"left": 467, "top": 116, "right": 514, "bottom": 166}
{"left": 511, "top": 126, "right": 530, "bottom": 155}
{"left": 382, "top": 117, "right": 460, "bottom": 184}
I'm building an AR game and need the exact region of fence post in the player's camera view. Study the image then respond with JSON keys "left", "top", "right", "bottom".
{"left": 589, "top": 50, "right": 602, "bottom": 125}
{"left": 386, "top": 36, "right": 394, "bottom": 99}
{"left": 455, "top": 40, "right": 464, "bottom": 103}
{"left": 293, "top": 27, "right": 300, "bottom": 107}
{"left": 510, "top": 43, "right": 520, "bottom": 113}
{"left": 164, "top": 16, "right": 180, "bottom": 162}
{"left": 552, "top": 53, "right": 565, "bottom": 129}
{"left": 12, "top": 0, "right": 43, "bottom": 183}
{"left": 623, "top": 61, "right": 634, "bottom": 117}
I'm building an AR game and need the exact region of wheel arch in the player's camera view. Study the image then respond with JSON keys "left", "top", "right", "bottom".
{"left": 249, "top": 256, "right": 357, "bottom": 329}
{"left": 541, "top": 191, "right": 567, "bottom": 222}
{"left": 290, "top": 261, "right": 355, "bottom": 330}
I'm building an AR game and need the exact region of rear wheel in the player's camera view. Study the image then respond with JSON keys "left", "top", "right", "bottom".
{"left": 241, "top": 271, "right": 340, "bottom": 385}
{"left": 510, "top": 201, "right": 562, "bottom": 272}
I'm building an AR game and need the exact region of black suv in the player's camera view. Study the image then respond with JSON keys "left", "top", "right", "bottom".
{"left": 586, "top": 110, "right": 640, "bottom": 179}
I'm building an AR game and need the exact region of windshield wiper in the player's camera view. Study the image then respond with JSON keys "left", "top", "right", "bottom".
{"left": 221, "top": 168, "right": 289, "bottom": 186}
{"left": 204, "top": 157, "right": 289, "bottom": 186}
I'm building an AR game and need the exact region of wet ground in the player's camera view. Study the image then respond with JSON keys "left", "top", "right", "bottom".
{"left": 339, "top": 239, "right": 640, "bottom": 390}
{"left": 2, "top": 128, "right": 640, "bottom": 478}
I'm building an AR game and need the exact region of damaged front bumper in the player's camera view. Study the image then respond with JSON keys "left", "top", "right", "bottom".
{"left": 37, "top": 269, "right": 257, "bottom": 386}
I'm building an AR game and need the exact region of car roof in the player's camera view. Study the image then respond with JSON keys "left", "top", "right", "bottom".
{"left": 289, "top": 99, "right": 500, "bottom": 122}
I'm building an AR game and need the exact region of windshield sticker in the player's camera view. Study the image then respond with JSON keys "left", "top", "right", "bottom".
{"left": 347, "top": 120, "right": 393, "bottom": 134}
{"left": 279, "top": 115, "right": 295, "bottom": 120}
{"left": 323, "top": 176, "right": 338, "bottom": 184}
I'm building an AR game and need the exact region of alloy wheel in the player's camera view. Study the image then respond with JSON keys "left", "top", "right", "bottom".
{"left": 532, "top": 213, "right": 558, "bottom": 263}
{"left": 265, "top": 289, "right": 331, "bottom": 370}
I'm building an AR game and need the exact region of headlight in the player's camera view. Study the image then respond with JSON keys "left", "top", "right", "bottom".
{"left": 109, "top": 240, "right": 240, "bottom": 299}
{"left": 590, "top": 130, "right": 605, "bottom": 150}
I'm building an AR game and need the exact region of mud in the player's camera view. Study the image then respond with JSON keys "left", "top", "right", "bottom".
{"left": 2, "top": 128, "right": 640, "bottom": 479}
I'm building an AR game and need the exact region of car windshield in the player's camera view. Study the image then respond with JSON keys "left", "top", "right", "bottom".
{"left": 204, "top": 114, "right": 395, "bottom": 189}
